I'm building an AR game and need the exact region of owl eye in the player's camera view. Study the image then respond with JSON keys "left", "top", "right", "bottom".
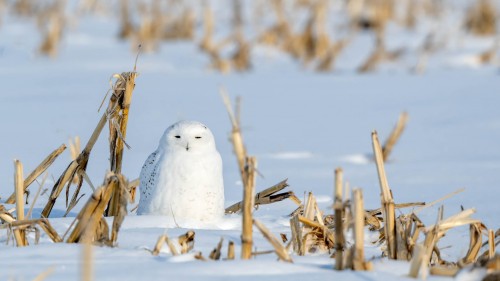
{"left": 195, "top": 136, "right": 202, "bottom": 139}
{"left": 175, "top": 135, "right": 181, "bottom": 139}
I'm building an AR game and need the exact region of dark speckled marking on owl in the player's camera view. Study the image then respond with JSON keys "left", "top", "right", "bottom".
{"left": 141, "top": 151, "right": 159, "bottom": 197}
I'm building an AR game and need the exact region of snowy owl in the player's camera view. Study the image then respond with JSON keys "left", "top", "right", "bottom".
{"left": 137, "top": 121, "right": 225, "bottom": 222}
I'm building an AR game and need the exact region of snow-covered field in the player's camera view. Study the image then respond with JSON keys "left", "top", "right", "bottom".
{"left": 1, "top": 1, "right": 499, "bottom": 280}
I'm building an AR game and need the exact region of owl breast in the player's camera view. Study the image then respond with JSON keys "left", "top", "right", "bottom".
{"left": 141, "top": 149, "right": 224, "bottom": 222}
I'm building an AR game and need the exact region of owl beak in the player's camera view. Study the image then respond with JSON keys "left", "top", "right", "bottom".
{"left": 185, "top": 143, "right": 190, "bottom": 151}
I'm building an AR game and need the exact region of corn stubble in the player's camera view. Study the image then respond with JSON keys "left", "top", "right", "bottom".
{"left": 39, "top": 85, "right": 495, "bottom": 277}
{"left": 1, "top": 84, "right": 496, "bottom": 279}
{"left": 0, "top": 61, "right": 140, "bottom": 281}
{"left": 7, "top": 0, "right": 499, "bottom": 73}
{"left": 465, "top": 0, "right": 497, "bottom": 36}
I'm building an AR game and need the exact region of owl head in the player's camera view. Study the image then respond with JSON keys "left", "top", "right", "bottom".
{"left": 160, "top": 120, "right": 217, "bottom": 153}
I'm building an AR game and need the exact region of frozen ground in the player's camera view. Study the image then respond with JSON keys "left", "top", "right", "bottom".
{"left": 0, "top": 3, "right": 499, "bottom": 281}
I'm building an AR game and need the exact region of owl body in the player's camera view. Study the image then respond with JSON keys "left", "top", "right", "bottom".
{"left": 137, "top": 121, "right": 224, "bottom": 223}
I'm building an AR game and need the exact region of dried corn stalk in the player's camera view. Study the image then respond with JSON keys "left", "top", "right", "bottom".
{"left": 107, "top": 71, "right": 137, "bottom": 174}
{"left": 220, "top": 88, "right": 247, "bottom": 184}
{"left": 209, "top": 237, "right": 224, "bottom": 260}
{"left": 227, "top": 241, "right": 235, "bottom": 260}
{"left": 429, "top": 265, "right": 459, "bottom": 277}
{"left": 0, "top": 205, "right": 15, "bottom": 223}
{"left": 0, "top": 218, "right": 62, "bottom": 245}
{"left": 152, "top": 233, "right": 178, "bottom": 256}
{"left": 225, "top": 179, "right": 290, "bottom": 214}
{"left": 109, "top": 175, "right": 130, "bottom": 245}
{"left": 241, "top": 156, "right": 256, "bottom": 260}
{"left": 6, "top": 144, "right": 66, "bottom": 204}
{"left": 409, "top": 208, "right": 479, "bottom": 278}
{"left": 31, "top": 266, "right": 56, "bottom": 281}
{"left": 290, "top": 214, "right": 303, "bottom": 255}
{"left": 14, "top": 160, "right": 25, "bottom": 221}
{"left": 299, "top": 1, "right": 330, "bottom": 64}
{"left": 382, "top": 112, "right": 408, "bottom": 162}
{"left": 350, "top": 0, "right": 394, "bottom": 32}
{"left": 66, "top": 174, "right": 119, "bottom": 244}
{"left": 163, "top": 7, "right": 195, "bottom": 41}
{"left": 351, "top": 189, "right": 372, "bottom": 271}
{"left": 178, "top": 230, "right": 195, "bottom": 254}
{"left": 81, "top": 241, "right": 93, "bottom": 281}
{"left": 128, "top": 178, "right": 139, "bottom": 199}
{"left": 298, "top": 215, "right": 334, "bottom": 254}
{"left": 257, "top": 0, "right": 291, "bottom": 48}
{"left": 133, "top": 0, "right": 166, "bottom": 52}
{"left": 42, "top": 113, "right": 108, "bottom": 218}
{"left": 231, "top": 38, "right": 252, "bottom": 72}
{"left": 465, "top": 0, "right": 497, "bottom": 36}
{"left": 297, "top": 192, "right": 334, "bottom": 255}
{"left": 358, "top": 32, "right": 404, "bottom": 73}
{"left": 394, "top": 213, "right": 425, "bottom": 261}
{"left": 106, "top": 70, "right": 137, "bottom": 217}
{"left": 316, "top": 38, "right": 351, "bottom": 72}
{"left": 488, "top": 229, "right": 496, "bottom": 258}
{"left": 461, "top": 222, "right": 487, "bottom": 264}
{"left": 333, "top": 168, "right": 345, "bottom": 270}
{"left": 372, "top": 131, "right": 397, "bottom": 259}
{"left": 254, "top": 219, "right": 293, "bottom": 262}
{"left": 194, "top": 252, "right": 207, "bottom": 261}
{"left": 39, "top": 2, "right": 65, "bottom": 57}
{"left": 474, "top": 253, "right": 500, "bottom": 279}
{"left": 199, "top": 3, "right": 215, "bottom": 54}
{"left": 14, "top": 160, "right": 27, "bottom": 246}
{"left": 413, "top": 32, "right": 445, "bottom": 74}
{"left": 118, "top": 0, "right": 134, "bottom": 39}
{"left": 94, "top": 217, "right": 110, "bottom": 244}
{"left": 69, "top": 137, "right": 81, "bottom": 184}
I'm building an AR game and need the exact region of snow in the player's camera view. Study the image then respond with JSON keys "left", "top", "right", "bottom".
{"left": 1, "top": 1, "right": 499, "bottom": 280}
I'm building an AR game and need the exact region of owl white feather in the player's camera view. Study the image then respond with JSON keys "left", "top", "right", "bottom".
{"left": 137, "top": 121, "right": 225, "bottom": 223}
